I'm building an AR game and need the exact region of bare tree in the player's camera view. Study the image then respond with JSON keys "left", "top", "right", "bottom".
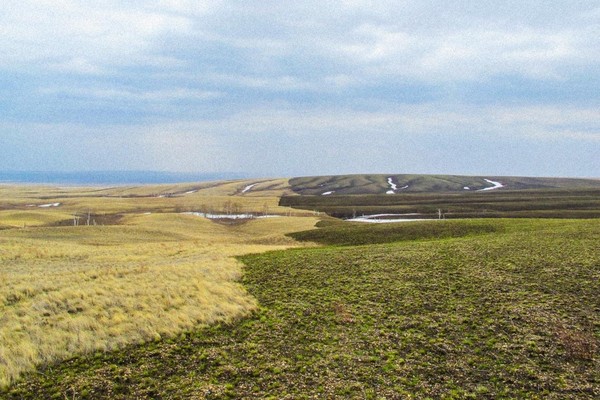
{"left": 232, "top": 202, "right": 242, "bottom": 214}
{"left": 223, "top": 200, "right": 233, "bottom": 215}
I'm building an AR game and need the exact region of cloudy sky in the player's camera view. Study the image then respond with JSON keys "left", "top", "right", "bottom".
{"left": 1, "top": 1, "right": 599, "bottom": 178}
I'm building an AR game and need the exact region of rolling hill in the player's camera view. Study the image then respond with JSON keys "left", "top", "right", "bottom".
{"left": 287, "top": 174, "right": 600, "bottom": 196}
{"left": 281, "top": 174, "right": 600, "bottom": 220}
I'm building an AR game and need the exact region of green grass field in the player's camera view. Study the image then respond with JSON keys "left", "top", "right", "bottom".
{"left": 4, "top": 218, "right": 598, "bottom": 399}
{"left": 288, "top": 218, "right": 502, "bottom": 246}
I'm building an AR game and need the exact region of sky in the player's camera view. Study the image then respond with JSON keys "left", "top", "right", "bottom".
{"left": 1, "top": 1, "right": 599, "bottom": 178}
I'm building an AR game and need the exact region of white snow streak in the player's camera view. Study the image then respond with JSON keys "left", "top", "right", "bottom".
{"left": 185, "top": 212, "right": 281, "bottom": 220}
{"left": 38, "top": 202, "right": 61, "bottom": 208}
{"left": 350, "top": 219, "right": 425, "bottom": 223}
{"left": 348, "top": 213, "right": 431, "bottom": 223}
{"left": 242, "top": 183, "right": 257, "bottom": 193}
{"left": 386, "top": 177, "right": 408, "bottom": 194}
{"left": 322, "top": 191, "right": 334, "bottom": 196}
{"left": 478, "top": 179, "right": 504, "bottom": 191}
{"left": 387, "top": 177, "right": 398, "bottom": 191}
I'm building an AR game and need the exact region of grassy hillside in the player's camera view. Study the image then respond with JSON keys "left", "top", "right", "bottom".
{"left": 0, "top": 210, "right": 75, "bottom": 228}
{"left": 281, "top": 188, "right": 600, "bottom": 219}
{"left": 4, "top": 219, "right": 599, "bottom": 398}
{"left": 289, "top": 174, "right": 600, "bottom": 195}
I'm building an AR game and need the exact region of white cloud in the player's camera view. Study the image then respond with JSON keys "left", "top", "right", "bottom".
{"left": 338, "top": 24, "right": 413, "bottom": 62}
{"left": 49, "top": 57, "right": 106, "bottom": 75}
{"left": 39, "top": 86, "right": 223, "bottom": 102}
{"left": 0, "top": 1, "right": 195, "bottom": 72}
{"left": 1, "top": 101, "right": 598, "bottom": 175}
{"left": 0, "top": 122, "right": 228, "bottom": 172}
{"left": 111, "top": 104, "right": 600, "bottom": 143}
{"left": 137, "top": 130, "right": 228, "bottom": 172}
{"left": 153, "top": 0, "right": 220, "bottom": 15}
{"left": 1, "top": 1, "right": 598, "bottom": 85}
{"left": 486, "top": 106, "right": 600, "bottom": 141}
{"left": 330, "top": 24, "right": 589, "bottom": 81}
{"left": 200, "top": 73, "right": 317, "bottom": 91}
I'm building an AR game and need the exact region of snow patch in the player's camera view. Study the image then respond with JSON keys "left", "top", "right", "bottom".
{"left": 478, "top": 179, "right": 504, "bottom": 191}
{"left": 185, "top": 212, "right": 281, "bottom": 220}
{"left": 349, "top": 219, "right": 426, "bottom": 223}
{"left": 38, "top": 202, "right": 61, "bottom": 208}
{"left": 242, "top": 183, "right": 257, "bottom": 193}
{"left": 463, "top": 186, "right": 470, "bottom": 190}
{"left": 387, "top": 177, "right": 398, "bottom": 191}
{"left": 355, "top": 213, "right": 422, "bottom": 219}
{"left": 322, "top": 191, "right": 334, "bottom": 196}
{"left": 386, "top": 177, "right": 407, "bottom": 194}
{"left": 184, "top": 190, "right": 197, "bottom": 195}
{"left": 348, "top": 213, "right": 431, "bottom": 224}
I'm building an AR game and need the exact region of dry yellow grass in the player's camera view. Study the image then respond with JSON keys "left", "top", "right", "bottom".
{"left": 0, "top": 210, "right": 74, "bottom": 228}
{"left": 0, "top": 184, "right": 318, "bottom": 388}
{"left": 0, "top": 179, "right": 299, "bottom": 216}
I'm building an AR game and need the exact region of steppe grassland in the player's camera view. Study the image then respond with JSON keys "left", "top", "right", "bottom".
{"left": 5, "top": 218, "right": 598, "bottom": 399}
{"left": 50, "top": 194, "right": 291, "bottom": 215}
{"left": 0, "top": 179, "right": 299, "bottom": 217}
{"left": 0, "top": 182, "right": 318, "bottom": 388}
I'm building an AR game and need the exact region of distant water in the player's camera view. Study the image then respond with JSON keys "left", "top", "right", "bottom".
{"left": 0, "top": 171, "right": 248, "bottom": 185}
